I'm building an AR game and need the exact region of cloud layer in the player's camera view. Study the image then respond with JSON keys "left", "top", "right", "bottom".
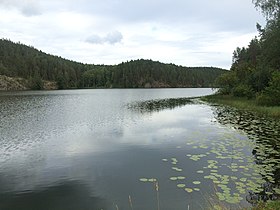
{"left": 0, "top": 0, "right": 265, "bottom": 69}
{"left": 0, "top": 0, "right": 41, "bottom": 16}
{"left": 86, "top": 31, "right": 123, "bottom": 45}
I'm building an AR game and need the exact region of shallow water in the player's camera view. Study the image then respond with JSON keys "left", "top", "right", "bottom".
{"left": 0, "top": 88, "right": 279, "bottom": 210}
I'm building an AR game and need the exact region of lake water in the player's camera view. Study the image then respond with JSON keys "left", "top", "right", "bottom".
{"left": 0, "top": 88, "right": 279, "bottom": 210}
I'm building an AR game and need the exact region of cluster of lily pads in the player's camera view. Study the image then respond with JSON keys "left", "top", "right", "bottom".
{"left": 140, "top": 126, "right": 280, "bottom": 205}
{"left": 138, "top": 101, "right": 280, "bottom": 207}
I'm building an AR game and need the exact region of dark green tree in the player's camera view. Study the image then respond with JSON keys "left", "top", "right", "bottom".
{"left": 29, "top": 72, "right": 44, "bottom": 90}
{"left": 253, "top": 0, "right": 280, "bottom": 19}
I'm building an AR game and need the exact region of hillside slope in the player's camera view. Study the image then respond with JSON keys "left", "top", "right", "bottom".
{"left": 0, "top": 39, "right": 227, "bottom": 89}
{"left": 0, "top": 75, "right": 28, "bottom": 91}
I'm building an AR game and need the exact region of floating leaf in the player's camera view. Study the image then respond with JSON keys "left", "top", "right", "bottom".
{"left": 139, "top": 178, "right": 148, "bottom": 182}
{"left": 178, "top": 176, "right": 186, "bottom": 180}
{"left": 170, "top": 177, "right": 178, "bottom": 181}
{"left": 185, "top": 188, "right": 193, "bottom": 193}
{"left": 197, "top": 170, "right": 204, "bottom": 174}
{"left": 193, "top": 181, "right": 201, "bottom": 185}
{"left": 240, "top": 178, "right": 247, "bottom": 182}
{"left": 177, "top": 184, "right": 186, "bottom": 188}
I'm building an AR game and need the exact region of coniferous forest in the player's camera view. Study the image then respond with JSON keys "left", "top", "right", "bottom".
{"left": 0, "top": 39, "right": 226, "bottom": 90}
{"left": 215, "top": 0, "right": 280, "bottom": 106}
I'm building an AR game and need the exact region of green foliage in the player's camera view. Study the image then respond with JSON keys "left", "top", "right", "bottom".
{"left": 0, "top": 39, "right": 88, "bottom": 89}
{"left": 215, "top": 3, "right": 280, "bottom": 106}
{"left": 28, "top": 71, "right": 44, "bottom": 90}
{"left": 203, "top": 95, "right": 280, "bottom": 118}
{"left": 232, "top": 84, "right": 254, "bottom": 98}
{"left": 260, "top": 16, "right": 280, "bottom": 69}
{"left": 215, "top": 71, "right": 237, "bottom": 94}
{"left": 80, "top": 59, "right": 226, "bottom": 88}
{"left": 253, "top": 200, "right": 280, "bottom": 210}
{"left": 0, "top": 39, "right": 226, "bottom": 89}
{"left": 0, "top": 62, "right": 9, "bottom": 75}
{"left": 56, "top": 73, "right": 67, "bottom": 89}
{"left": 253, "top": 0, "right": 280, "bottom": 19}
{"left": 265, "top": 200, "right": 280, "bottom": 209}
{"left": 257, "top": 71, "right": 280, "bottom": 106}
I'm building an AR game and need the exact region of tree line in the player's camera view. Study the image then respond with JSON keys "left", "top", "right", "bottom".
{"left": 0, "top": 39, "right": 226, "bottom": 89}
{"left": 81, "top": 59, "right": 226, "bottom": 88}
{"left": 216, "top": 0, "right": 280, "bottom": 106}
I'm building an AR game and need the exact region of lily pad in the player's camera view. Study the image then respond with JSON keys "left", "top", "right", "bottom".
{"left": 177, "top": 184, "right": 186, "bottom": 188}
{"left": 240, "top": 178, "right": 247, "bottom": 182}
{"left": 193, "top": 181, "right": 201, "bottom": 185}
{"left": 178, "top": 176, "right": 186, "bottom": 180}
{"left": 185, "top": 188, "right": 193, "bottom": 193}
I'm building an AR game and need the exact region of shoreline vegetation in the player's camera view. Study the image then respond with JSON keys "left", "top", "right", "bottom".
{"left": 202, "top": 94, "right": 280, "bottom": 119}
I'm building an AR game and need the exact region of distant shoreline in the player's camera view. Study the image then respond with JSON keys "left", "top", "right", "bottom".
{"left": 0, "top": 75, "right": 218, "bottom": 91}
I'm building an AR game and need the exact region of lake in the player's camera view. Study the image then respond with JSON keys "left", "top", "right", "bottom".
{"left": 0, "top": 88, "right": 279, "bottom": 210}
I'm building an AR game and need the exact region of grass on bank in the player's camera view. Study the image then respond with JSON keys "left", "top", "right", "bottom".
{"left": 202, "top": 94, "right": 280, "bottom": 119}
{"left": 251, "top": 200, "right": 280, "bottom": 210}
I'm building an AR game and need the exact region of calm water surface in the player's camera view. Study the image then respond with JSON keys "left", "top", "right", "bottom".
{"left": 0, "top": 88, "right": 279, "bottom": 210}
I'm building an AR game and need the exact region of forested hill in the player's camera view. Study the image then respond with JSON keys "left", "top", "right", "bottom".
{"left": 83, "top": 60, "right": 226, "bottom": 88}
{"left": 0, "top": 39, "right": 227, "bottom": 89}
{"left": 215, "top": 0, "right": 280, "bottom": 106}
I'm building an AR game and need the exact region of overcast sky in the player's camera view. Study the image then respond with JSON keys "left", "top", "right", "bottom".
{"left": 0, "top": 0, "right": 265, "bottom": 69}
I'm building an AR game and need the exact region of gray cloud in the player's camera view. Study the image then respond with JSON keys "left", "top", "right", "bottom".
{"left": 86, "top": 31, "right": 123, "bottom": 45}
{"left": 0, "top": 0, "right": 266, "bottom": 69}
{"left": 60, "top": 0, "right": 265, "bottom": 33}
{"left": 21, "top": 4, "right": 41, "bottom": 16}
{"left": 0, "top": 0, "right": 41, "bottom": 16}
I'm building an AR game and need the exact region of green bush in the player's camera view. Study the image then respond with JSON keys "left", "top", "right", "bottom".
{"left": 256, "top": 72, "right": 280, "bottom": 106}
{"left": 232, "top": 84, "right": 254, "bottom": 98}
{"left": 29, "top": 76, "right": 44, "bottom": 90}
{"left": 215, "top": 72, "right": 238, "bottom": 95}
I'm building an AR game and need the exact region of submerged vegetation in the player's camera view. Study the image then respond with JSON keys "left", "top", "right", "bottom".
{"left": 128, "top": 97, "right": 194, "bottom": 113}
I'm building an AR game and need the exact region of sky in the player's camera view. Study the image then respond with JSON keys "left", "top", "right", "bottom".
{"left": 0, "top": 0, "right": 265, "bottom": 69}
